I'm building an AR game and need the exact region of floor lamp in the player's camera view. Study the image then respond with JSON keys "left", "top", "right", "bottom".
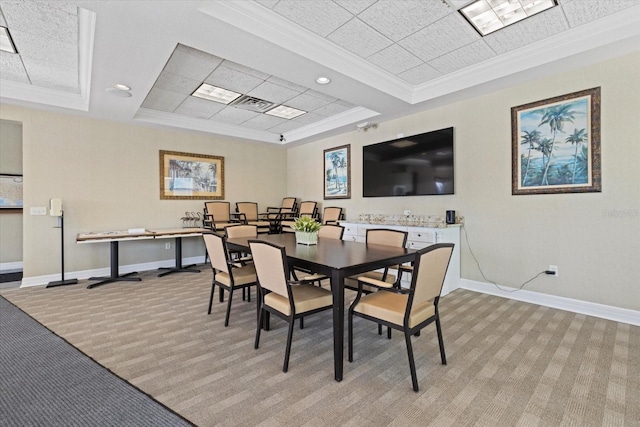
{"left": 47, "top": 198, "right": 78, "bottom": 288}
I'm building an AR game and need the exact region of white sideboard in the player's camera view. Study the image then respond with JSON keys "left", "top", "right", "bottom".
{"left": 339, "top": 221, "right": 461, "bottom": 296}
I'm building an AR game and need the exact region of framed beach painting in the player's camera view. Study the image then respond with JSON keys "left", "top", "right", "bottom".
{"left": 324, "top": 144, "right": 351, "bottom": 200}
{"left": 0, "top": 174, "right": 23, "bottom": 211}
{"left": 160, "top": 150, "right": 224, "bottom": 200}
{"left": 511, "top": 87, "right": 601, "bottom": 195}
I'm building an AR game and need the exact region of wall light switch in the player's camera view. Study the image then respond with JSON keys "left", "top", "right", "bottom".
{"left": 30, "top": 206, "right": 47, "bottom": 215}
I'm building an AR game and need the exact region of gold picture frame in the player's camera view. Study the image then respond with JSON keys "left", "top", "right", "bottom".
{"left": 511, "top": 87, "right": 601, "bottom": 195}
{"left": 324, "top": 144, "right": 351, "bottom": 200}
{"left": 159, "top": 150, "right": 224, "bottom": 200}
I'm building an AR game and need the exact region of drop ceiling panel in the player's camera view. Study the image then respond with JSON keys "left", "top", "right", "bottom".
{"left": 398, "top": 63, "right": 442, "bottom": 85}
{"left": 164, "top": 47, "right": 224, "bottom": 82}
{"left": 358, "top": 0, "right": 450, "bottom": 42}
{"left": 0, "top": 53, "right": 28, "bottom": 83}
{"left": 174, "top": 96, "right": 225, "bottom": 119}
{"left": 429, "top": 40, "right": 497, "bottom": 75}
{"left": 271, "top": 0, "right": 352, "bottom": 37}
{"left": 212, "top": 106, "right": 260, "bottom": 125}
{"left": 205, "top": 65, "right": 264, "bottom": 94}
{"left": 328, "top": 17, "right": 393, "bottom": 58}
{"left": 285, "top": 93, "right": 332, "bottom": 111}
{"left": 334, "top": 0, "right": 377, "bottom": 15}
{"left": 242, "top": 113, "right": 287, "bottom": 131}
{"left": 246, "top": 80, "right": 301, "bottom": 105}
{"left": 366, "top": 43, "right": 423, "bottom": 75}
{"left": 141, "top": 87, "right": 185, "bottom": 112}
{"left": 560, "top": 0, "right": 640, "bottom": 27}
{"left": 154, "top": 71, "right": 200, "bottom": 96}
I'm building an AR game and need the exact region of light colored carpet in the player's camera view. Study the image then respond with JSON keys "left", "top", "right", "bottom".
{"left": 2, "top": 268, "right": 638, "bottom": 426}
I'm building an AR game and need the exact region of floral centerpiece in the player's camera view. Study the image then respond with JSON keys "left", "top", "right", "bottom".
{"left": 291, "top": 216, "right": 321, "bottom": 245}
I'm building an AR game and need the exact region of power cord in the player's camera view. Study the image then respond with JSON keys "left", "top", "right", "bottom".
{"left": 460, "top": 224, "right": 547, "bottom": 293}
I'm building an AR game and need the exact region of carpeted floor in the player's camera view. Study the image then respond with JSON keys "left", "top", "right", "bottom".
{"left": 0, "top": 295, "right": 193, "bottom": 427}
{"left": 1, "top": 268, "right": 638, "bottom": 426}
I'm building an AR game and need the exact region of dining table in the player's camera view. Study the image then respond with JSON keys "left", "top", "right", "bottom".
{"left": 226, "top": 232, "right": 416, "bottom": 382}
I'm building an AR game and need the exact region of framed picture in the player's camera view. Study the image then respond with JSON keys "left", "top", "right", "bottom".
{"left": 0, "top": 174, "right": 23, "bottom": 211}
{"left": 511, "top": 87, "right": 601, "bottom": 195}
{"left": 159, "top": 150, "right": 224, "bottom": 200}
{"left": 324, "top": 144, "right": 351, "bottom": 200}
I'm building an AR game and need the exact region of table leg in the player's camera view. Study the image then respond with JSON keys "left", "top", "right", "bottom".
{"left": 158, "top": 237, "right": 200, "bottom": 277}
{"left": 87, "top": 241, "right": 141, "bottom": 289}
{"left": 331, "top": 269, "right": 344, "bottom": 381}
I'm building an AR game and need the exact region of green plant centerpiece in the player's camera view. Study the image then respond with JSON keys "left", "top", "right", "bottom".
{"left": 292, "top": 216, "right": 321, "bottom": 245}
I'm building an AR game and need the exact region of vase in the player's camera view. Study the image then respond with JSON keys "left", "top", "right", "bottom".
{"left": 295, "top": 231, "right": 318, "bottom": 245}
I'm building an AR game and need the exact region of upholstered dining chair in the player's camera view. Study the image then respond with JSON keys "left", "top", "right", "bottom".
{"left": 236, "top": 202, "right": 271, "bottom": 234}
{"left": 295, "top": 224, "right": 345, "bottom": 287}
{"left": 249, "top": 239, "right": 333, "bottom": 372}
{"left": 348, "top": 243, "right": 454, "bottom": 392}
{"left": 203, "top": 201, "right": 240, "bottom": 232}
{"left": 203, "top": 233, "right": 257, "bottom": 326}
{"left": 280, "top": 201, "right": 318, "bottom": 233}
{"left": 321, "top": 206, "right": 344, "bottom": 224}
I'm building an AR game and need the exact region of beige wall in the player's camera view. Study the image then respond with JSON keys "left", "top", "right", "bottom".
{"left": 0, "top": 119, "right": 23, "bottom": 265}
{"left": 287, "top": 52, "right": 640, "bottom": 311}
{"left": 0, "top": 105, "right": 287, "bottom": 277}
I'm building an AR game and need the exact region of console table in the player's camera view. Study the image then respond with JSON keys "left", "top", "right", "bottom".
{"left": 339, "top": 221, "right": 461, "bottom": 295}
{"left": 77, "top": 228, "right": 207, "bottom": 288}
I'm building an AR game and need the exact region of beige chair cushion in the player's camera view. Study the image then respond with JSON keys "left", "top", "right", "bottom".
{"left": 345, "top": 271, "right": 396, "bottom": 293}
{"left": 247, "top": 220, "right": 271, "bottom": 227}
{"left": 265, "top": 284, "right": 332, "bottom": 316}
{"left": 353, "top": 291, "right": 435, "bottom": 328}
{"left": 215, "top": 264, "right": 256, "bottom": 287}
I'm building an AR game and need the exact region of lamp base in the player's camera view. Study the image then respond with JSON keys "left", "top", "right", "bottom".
{"left": 46, "top": 278, "right": 79, "bottom": 288}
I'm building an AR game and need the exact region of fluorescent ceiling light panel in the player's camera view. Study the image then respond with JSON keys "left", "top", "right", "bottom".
{"left": 265, "top": 105, "right": 307, "bottom": 120}
{"left": 192, "top": 83, "right": 242, "bottom": 104}
{"left": 0, "top": 26, "right": 18, "bottom": 53}
{"left": 460, "top": 0, "right": 557, "bottom": 36}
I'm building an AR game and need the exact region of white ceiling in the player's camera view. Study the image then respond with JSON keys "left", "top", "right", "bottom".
{"left": 1, "top": 0, "right": 639, "bottom": 145}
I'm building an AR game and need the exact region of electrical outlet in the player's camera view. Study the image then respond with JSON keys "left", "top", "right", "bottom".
{"left": 165, "top": 242, "right": 171, "bottom": 250}
{"left": 547, "top": 265, "right": 558, "bottom": 276}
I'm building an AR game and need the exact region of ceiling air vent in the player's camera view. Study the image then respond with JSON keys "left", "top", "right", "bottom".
{"left": 230, "top": 95, "right": 276, "bottom": 113}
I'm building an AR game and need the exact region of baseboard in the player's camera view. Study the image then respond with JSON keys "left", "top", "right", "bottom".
{"left": 460, "top": 278, "right": 640, "bottom": 326}
{"left": 0, "top": 261, "right": 23, "bottom": 272}
{"left": 19, "top": 256, "right": 207, "bottom": 288}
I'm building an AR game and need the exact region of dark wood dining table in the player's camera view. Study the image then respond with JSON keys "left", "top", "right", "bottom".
{"left": 226, "top": 232, "right": 416, "bottom": 382}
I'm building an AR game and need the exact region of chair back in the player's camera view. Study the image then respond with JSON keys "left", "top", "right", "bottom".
{"left": 322, "top": 207, "right": 343, "bottom": 224}
{"left": 298, "top": 201, "right": 317, "bottom": 217}
{"left": 249, "top": 240, "right": 290, "bottom": 299}
{"left": 318, "top": 224, "right": 344, "bottom": 240}
{"left": 281, "top": 197, "right": 297, "bottom": 213}
{"left": 203, "top": 233, "right": 230, "bottom": 274}
{"left": 410, "top": 244, "right": 454, "bottom": 309}
{"left": 205, "top": 201, "right": 231, "bottom": 222}
{"left": 236, "top": 202, "right": 259, "bottom": 221}
{"left": 225, "top": 224, "right": 258, "bottom": 238}
{"left": 366, "top": 228, "right": 408, "bottom": 248}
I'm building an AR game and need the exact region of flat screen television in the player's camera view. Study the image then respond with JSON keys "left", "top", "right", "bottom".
{"left": 363, "top": 127, "right": 454, "bottom": 197}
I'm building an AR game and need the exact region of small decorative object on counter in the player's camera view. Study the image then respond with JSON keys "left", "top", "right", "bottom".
{"left": 291, "top": 216, "right": 321, "bottom": 245}
{"left": 181, "top": 212, "right": 202, "bottom": 228}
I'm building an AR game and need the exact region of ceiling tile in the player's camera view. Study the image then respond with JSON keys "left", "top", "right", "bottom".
{"left": 334, "top": 0, "right": 377, "bottom": 15}
{"left": 221, "top": 60, "right": 271, "bottom": 80}
{"left": 205, "top": 65, "right": 264, "bottom": 94}
{"left": 0, "top": 9, "right": 6, "bottom": 26}
{"left": 398, "top": 63, "right": 442, "bottom": 85}
{"left": 174, "top": 96, "right": 226, "bottom": 119}
{"left": 312, "top": 101, "right": 352, "bottom": 117}
{"left": 1, "top": 1, "right": 78, "bottom": 46}
{"left": 21, "top": 57, "right": 78, "bottom": 93}
{"left": 154, "top": 71, "right": 201, "bottom": 96}
{"left": 483, "top": 7, "right": 569, "bottom": 55}
{"left": 241, "top": 114, "right": 288, "bottom": 131}
{"left": 560, "top": 0, "right": 639, "bottom": 27}
{"left": 271, "top": 0, "right": 353, "bottom": 37}
{"left": 357, "top": 0, "right": 451, "bottom": 42}
{"left": 165, "top": 49, "right": 223, "bottom": 83}
{"left": 285, "top": 93, "right": 332, "bottom": 111}
{"left": 267, "top": 120, "right": 306, "bottom": 134}
{"left": 367, "top": 43, "right": 423, "bottom": 75}
{"left": 0, "top": 52, "right": 28, "bottom": 83}
{"left": 247, "top": 81, "right": 300, "bottom": 104}
{"left": 429, "top": 40, "right": 496, "bottom": 75}
{"left": 287, "top": 111, "right": 325, "bottom": 125}
{"left": 304, "top": 89, "right": 338, "bottom": 103}
{"left": 141, "top": 87, "right": 186, "bottom": 112}
{"left": 267, "top": 76, "right": 308, "bottom": 93}
{"left": 9, "top": 28, "right": 77, "bottom": 69}
{"left": 211, "top": 107, "right": 260, "bottom": 125}
{"left": 328, "top": 18, "right": 393, "bottom": 58}
{"left": 399, "top": 13, "right": 479, "bottom": 63}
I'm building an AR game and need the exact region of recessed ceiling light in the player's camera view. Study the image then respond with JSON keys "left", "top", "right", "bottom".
{"left": 0, "top": 26, "right": 18, "bottom": 54}
{"left": 113, "top": 83, "right": 131, "bottom": 91}
{"left": 192, "top": 83, "right": 242, "bottom": 104}
{"left": 265, "top": 105, "right": 307, "bottom": 120}
{"left": 316, "top": 76, "right": 331, "bottom": 85}
{"left": 460, "top": 0, "right": 557, "bottom": 36}
{"left": 105, "top": 88, "right": 132, "bottom": 97}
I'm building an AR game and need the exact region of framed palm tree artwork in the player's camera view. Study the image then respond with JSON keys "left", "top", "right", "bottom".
{"left": 159, "top": 150, "right": 224, "bottom": 200}
{"left": 511, "top": 87, "right": 601, "bottom": 195}
{"left": 324, "top": 144, "right": 351, "bottom": 199}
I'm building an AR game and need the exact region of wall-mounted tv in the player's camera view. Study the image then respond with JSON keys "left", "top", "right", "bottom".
{"left": 363, "top": 127, "right": 454, "bottom": 197}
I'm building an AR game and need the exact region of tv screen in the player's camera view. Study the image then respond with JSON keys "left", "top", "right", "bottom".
{"left": 363, "top": 127, "right": 454, "bottom": 197}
